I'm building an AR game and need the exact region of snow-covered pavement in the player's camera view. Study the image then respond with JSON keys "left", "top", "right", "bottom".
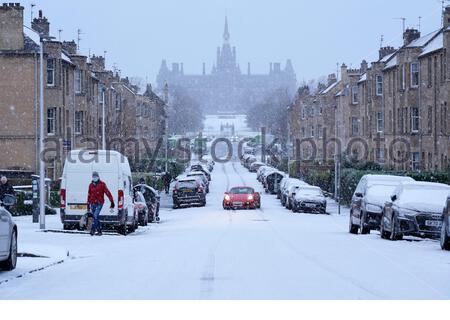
{"left": 1, "top": 160, "right": 450, "bottom": 299}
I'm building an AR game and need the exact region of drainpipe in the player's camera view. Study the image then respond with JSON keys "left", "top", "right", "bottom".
{"left": 419, "top": 61, "right": 423, "bottom": 171}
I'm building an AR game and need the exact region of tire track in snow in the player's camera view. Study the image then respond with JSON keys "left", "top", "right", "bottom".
{"left": 232, "top": 161, "right": 389, "bottom": 299}
{"left": 200, "top": 163, "right": 233, "bottom": 299}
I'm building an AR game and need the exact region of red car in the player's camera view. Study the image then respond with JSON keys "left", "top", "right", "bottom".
{"left": 223, "top": 187, "right": 261, "bottom": 210}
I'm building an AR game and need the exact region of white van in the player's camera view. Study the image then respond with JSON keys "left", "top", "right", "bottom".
{"left": 60, "top": 150, "right": 135, "bottom": 234}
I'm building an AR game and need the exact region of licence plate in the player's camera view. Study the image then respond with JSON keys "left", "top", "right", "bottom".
{"left": 70, "top": 204, "right": 87, "bottom": 211}
{"left": 233, "top": 202, "right": 243, "bottom": 206}
{"left": 184, "top": 189, "right": 193, "bottom": 193}
{"left": 425, "top": 220, "right": 442, "bottom": 227}
{"left": 305, "top": 203, "right": 316, "bottom": 208}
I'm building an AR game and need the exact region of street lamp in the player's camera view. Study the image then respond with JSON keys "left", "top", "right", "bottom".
{"left": 26, "top": 26, "right": 55, "bottom": 229}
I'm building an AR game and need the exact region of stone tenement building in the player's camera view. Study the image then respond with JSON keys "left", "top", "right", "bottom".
{"left": 0, "top": 4, "right": 167, "bottom": 180}
{"left": 157, "top": 17, "right": 297, "bottom": 113}
{"left": 289, "top": 7, "right": 450, "bottom": 172}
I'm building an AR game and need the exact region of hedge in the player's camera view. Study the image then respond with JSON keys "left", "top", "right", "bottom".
{"left": 293, "top": 162, "right": 449, "bottom": 205}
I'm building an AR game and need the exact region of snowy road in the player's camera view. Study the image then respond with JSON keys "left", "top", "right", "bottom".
{"left": 1, "top": 160, "right": 450, "bottom": 299}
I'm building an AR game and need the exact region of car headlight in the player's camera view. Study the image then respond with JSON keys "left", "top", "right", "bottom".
{"left": 397, "top": 208, "right": 418, "bottom": 218}
{"left": 247, "top": 195, "right": 254, "bottom": 201}
{"left": 366, "top": 204, "right": 382, "bottom": 213}
{"left": 224, "top": 195, "right": 231, "bottom": 201}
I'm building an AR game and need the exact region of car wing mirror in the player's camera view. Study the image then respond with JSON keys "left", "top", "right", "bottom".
{"left": 391, "top": 195, "right": 397, "bottom": 202}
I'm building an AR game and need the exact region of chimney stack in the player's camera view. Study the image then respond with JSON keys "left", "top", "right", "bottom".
{"left": 444, "top": 6, "right": 450, "bottom": 29}
{"left": 90, "top": 55, "right": 105, "bottom": 72}
{"left": 0, "top": 3, "right": 24, "bottom": 51}
{"left": 403, "top": 28, "right": 421, "bottom": 46}
{"left": 62, "top": 41, "right": 77, "bottom": 55}
{"left": 31, "top": 9, "right": 50, "bottom": 37}
{"left": 379, "top": 46, "right": 396, "bottom": 60}
{"left": 327, "top": 73, "right": 337, "bottom": 87}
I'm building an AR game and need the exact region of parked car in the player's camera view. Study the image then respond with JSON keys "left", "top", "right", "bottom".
{"left": 278, "top": 177, "right": 295, "bottom": 200}
{"left": 349, "top": 175, "right": 415, "bottom": 234}
{"left": 292, "top": 186, "right": 327, "bottom": 214}
{"left": 190, "top": 163, "right": 211, "bottom": 181}
{"left": 187, "top": 171, "right": 210, "bottom": 193}
{"left": 264, "top": 171, "right": 285, "bottom": 194}
{"left": 281, "top": 180, "right": 308, "bottom": 209}
{"left": 256, "top": 166, "right": 273, "bottom": 183}
{"left": 0, "top": 194, "right": 18, "bottom": 271}
{"left": 245, "top": 156, "right": 258, "bottom": 169}
{"left": 223, "top": 186, "right": 261, "bottom": 210}
{"left": 134, "top": 184, "right": 160, "bottom": 223}
{"left": 60, "top": 150, "right": 136, "bottom": 235}
{"left": 172, "top": 177, "right": 206, "bottom": 209}
{"left": 200, "top": 158, "right": 215, "bottom": 172}
{"left": 441, "top": 196, "right": 450, "bottom": 251}
{"left": 380, "top": 182, "right": 450, "bottom": 240}
{"left": 249, "top": 161, "right": 266, "bottom": 173}
{"left": 134, "top": 191, "right": 149, "bottom": 227}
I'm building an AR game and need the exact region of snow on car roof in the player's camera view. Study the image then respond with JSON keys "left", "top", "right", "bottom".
{"left": 187, "top": 171, "right": 205, "bottom": 176}
{"left": 400, "top": 181, "right": 450, "bottom": 190}
{"left": 365, "top": 174, "right": 414, "bottom": 184}
{"left": 178, "top": 177, "right": 198, "bottom": 182}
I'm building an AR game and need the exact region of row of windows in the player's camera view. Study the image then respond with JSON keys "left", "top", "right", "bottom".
{"left": 300, "top": 125, "right": 324, "bottom": 139}
{"left": 300, "top": 105, "right": 323, "bottom": 120}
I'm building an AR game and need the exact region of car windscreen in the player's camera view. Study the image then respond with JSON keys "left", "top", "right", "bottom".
{"left": 230, "top": 188, "right": 253, "bottom": 194}
{"left": 299, "top": 188, "right": 323, "bottom": 197}
{"left": 366, "top": 185, "right": 396, "bottom": 199}
{"left": 178, "top": 181, "right": 197, "bottom": 189}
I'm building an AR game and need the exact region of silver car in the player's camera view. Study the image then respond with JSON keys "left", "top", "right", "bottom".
{"left": 0, "top": 194, "right": 18, "bottom": 271}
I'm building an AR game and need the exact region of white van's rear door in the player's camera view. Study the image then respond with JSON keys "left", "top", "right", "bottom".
{"left": 92, "top": 156, "right": 120, "bottom": 217}
{"left": 65, "top": 161, "right": 92, "bottom": 216}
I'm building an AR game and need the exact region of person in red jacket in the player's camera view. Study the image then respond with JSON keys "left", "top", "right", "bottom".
{"left": 87, "top": 171, "right": 114, "bottom": 236}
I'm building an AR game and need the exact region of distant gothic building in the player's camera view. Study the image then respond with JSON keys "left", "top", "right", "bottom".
{"left": 156, "top": 18, "right": 297, "bottom": 113}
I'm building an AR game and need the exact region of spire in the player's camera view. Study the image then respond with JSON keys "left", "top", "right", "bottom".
{"left": 223, "top": 16, "right": 230, "bottom": 43}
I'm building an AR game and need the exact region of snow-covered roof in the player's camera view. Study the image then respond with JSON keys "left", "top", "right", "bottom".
{"left": 407, "top": 29, "right": 440, "bottom": 48}
{"left": 23, "top": 26, "right": 40, "bottom": 46}
{"left": 61, "top": 52, "right": 72, "bottom": 64}
{"left": 381, "top": 52, "right": 395, "bottom": 63}
{"left": 321, "top": 80, "right": 340, "bottom": 94}
{"left": 358, "top": 73, "right": 367, "bottom": 83}
{"left": 383, "top": 54, "right": 398, "bottom": 70}
{"left": 420, "top": 32, "right": 443, "bottom": 57}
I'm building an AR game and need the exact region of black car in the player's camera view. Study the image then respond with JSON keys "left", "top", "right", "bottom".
{"left": 381, "top": 182, "right": 450, "bottom": 240}
{"left": 349, "top": 184, "right": 398, "bottom": 235}
{"left": 134, "top": 184, "right": 161, "bottom": 223}
{"left": 441, "top": 196, "right": 450, "bottom": 251}
{"left": 292, "top": 186, "right": 327, "bottom": 214}
{"left": 349, "top": 175, "right": 415, "bottom": 234}
{"left": 172, "top": 178, "right": 206, "bottom": 209}
{"left": 264, "top": 171, "right": 284, "bottom": 195}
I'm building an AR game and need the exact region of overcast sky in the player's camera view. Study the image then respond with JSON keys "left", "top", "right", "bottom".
{"left": 23, "top": 0, "right": 443, "bottom": 86}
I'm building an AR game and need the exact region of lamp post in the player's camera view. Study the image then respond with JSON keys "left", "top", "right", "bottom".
{"left": 102, "top": 88, "right": 106, "bottom": 150}
{"left": 26, "top": 26, "right": 54, "bottom": 230}
{"left": 38, "top": 33, "right": 46, "bottom": 230}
